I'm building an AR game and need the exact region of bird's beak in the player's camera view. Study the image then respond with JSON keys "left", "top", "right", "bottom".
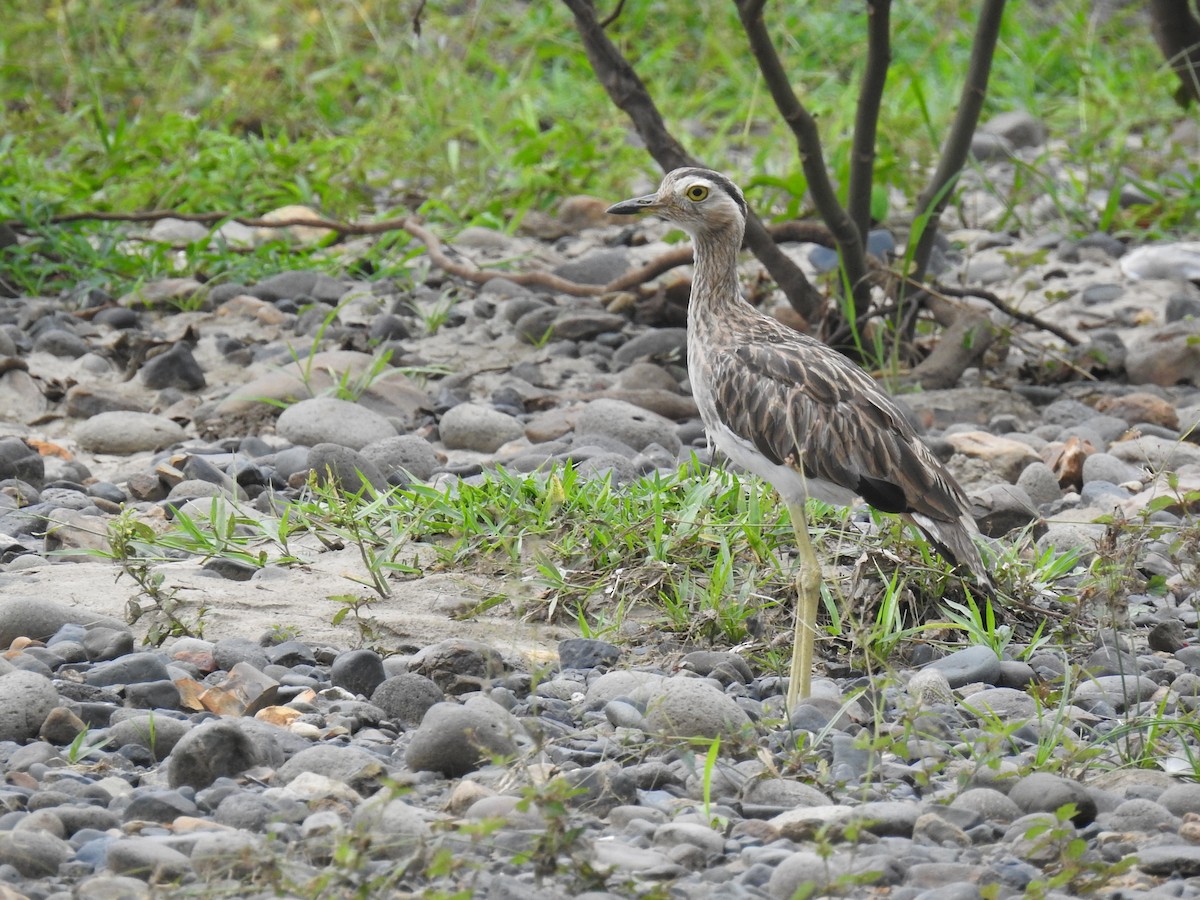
{"left": 606, "top": 193, "right": 661, "bottom": 215}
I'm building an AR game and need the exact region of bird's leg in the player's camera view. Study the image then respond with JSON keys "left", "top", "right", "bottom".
{"left": 785, "top": 500, "right": 822, "bottom": 711}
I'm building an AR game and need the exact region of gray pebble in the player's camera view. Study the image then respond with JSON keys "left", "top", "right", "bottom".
{"left": 167, "top": 719, "right": 283, "bottom": 790}
{"left": 439, "top": 402, "right": 523, "bottom": 453}
{"left": 1007, "top": 772, "right": 1097, "bottom": 825}
{"left": 307, "top": 442, "right": 387, "bottom": 492}
{"left": 0, "top": 670, "right": 59, "bottom": 742}
{"left": 370, "top": 673, "right": 444, "bottom": 728}
{"left": 277, "top": 396, "right": 397, "bottom": 451}
{"left": 405, "top": 698, "right": 526, "bottom": 776}
{"left": 358, "top": 434, "right": 440, "bottom": 482}
{"left": 75, "top": 411, "right": 186, "bottom": 454}
{"left": 926, "top": 646, "right": 1002, "bottom": 688}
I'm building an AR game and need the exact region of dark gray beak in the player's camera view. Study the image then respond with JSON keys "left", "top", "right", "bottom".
{"left": 606, "top": 193, "right": 661, "bottom": 215}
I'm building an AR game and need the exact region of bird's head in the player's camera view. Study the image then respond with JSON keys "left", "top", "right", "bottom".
{"left": 607, "top": 167, "right": 747, "bottom": 240}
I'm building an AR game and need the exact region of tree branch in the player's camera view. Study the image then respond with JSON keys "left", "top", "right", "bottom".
{"left": 847, "top": 0, "right": 892, "bottom": 244}
{"left": 735, "top": 0, "right": 872, "bottom": 318}
{"left": 561, "top": 0, "right": 823, "bottom": 320}
{"left": 909, "top": 0, "right": 1007, "bottom": 285}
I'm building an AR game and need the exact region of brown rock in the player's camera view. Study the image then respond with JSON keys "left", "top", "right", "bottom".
{"left": 217, "top": 295, "right": 291, "bottom": 325}
{"left": 1095, "top": 392, "right": 1179, "bottom": 429}
{"left": 38, "top": 707, "right": 86, "bottom": 745}
{"left": 943, "top": 431, "right": 1039, "bottom": 482}
{"left": 1042, "top": 436, "right": 1097, "bottom": 489}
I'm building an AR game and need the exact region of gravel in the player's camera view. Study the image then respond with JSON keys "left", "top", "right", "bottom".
{"left": 5, "top": 139, "right": 1200, "bottom": 896}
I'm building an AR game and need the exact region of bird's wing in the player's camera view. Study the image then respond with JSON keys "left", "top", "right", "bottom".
{"left": 708, "top": 333, "right": 969, "bottom": 525}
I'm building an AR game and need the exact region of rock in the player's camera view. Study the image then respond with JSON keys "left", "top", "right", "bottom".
{"left": 950, "top": 788, "right": 1022, "bottom": 822}
{"left": 981, "top": 110, "right": 1047, "bottom": 148}
{"left": 1072, "top": 674, "right": 1158, "bottom": 711}
{"left": 277, "top": 744, "right": 386, "bottom": 787}
{"left": 307, "top": 443, "right": 387, "bottom": 492}
{"left": 348, "top": 795, "right": 432, "bottom": 859}
{"left": 439, "top": 403, "right": 524, "bottom": 453}
{"left": 140, "top": 343, "right": 206, "bottom": 391}
{"left": 250, "top": 270, "right": 345, "bottom": 303}
{"left": 105, "top": 836, "right": 193, "bottom": 881}
{"left": 558, "top": 638, "right": 621, "bottom": 670}
{"left": 167, "top": 719, "right": 283, "bottom": 790}
{"left": 190, "top": 830, "right": 268, "bottom": 880}
{"left": 109, "top": 714, "right": 191, "bottom": 761}
{"left": 970, "top": 483, "right": 1038, "bottom": 537}
{"left": 1094, "top": 392, "right": 1179, "bottom": 429}
{"left": 411, "top": 638, "right": 505, "bottom": 694}
{"left": 75, "top": 412, "right": 186, "bottom": 454}
{"left": 902, "top": 388, "right": 1036, "bottom": 429}
{"left": 330, "top": 648, "right": 387, "bottom": 698}
{"left": 119, "top": 277, "right": 205, "bottom": 309}
{"left": 0, "top": 830, "right": 72, "bottom": 877}
{"left": 1042, "top": 435, "right": 1096, "bottom": 489}
{"left": 575, "top": 398, "right": 682, "bottom": 456}
{"left": 926, "top": 646, "right": 1002, "bottom": 688}
{"left": 358, "top": 435, "right": 440, "bottom": 482}
{"left": 612, "top": 328, "right": 688, "bottom": 366}
{"left": 640, "top": 676, "right": 754, "bottom": 740}
{"left": 1006, "top": 772, "right": 1097, "bottom": 825}
{"left": 276, "top": 397, "right": 397, "bottom": 451}
{"left": 405, "top": 698, "right": 527, "bottom": 776}
{"left": 1134, "top": 845, "right": 1200, "bottom": 877}
{"left": 34, "top": 328, "right": 89, "bottom": 358}
{"left": 541, "top": 308, "right": 627, "bottom": 342}
{"left": 370, "top": 673, "right": 444, "bottom": 728}
{"left": 212, "top": 637, "right": 271, "bottom": 672}
{"left": 1109, "top": 435, "right": 1200, "bottom": 470}
{"left": 1015, "top": 461, "right": 1062, "bottom": 507}
{"left": 943, "top": 431, "right": 1039, "bottom": 481}
{"left": 0, "top": 670, "right": 59, "bottom": 742}
{"left": 969, "top": 132, "right": 1013, "bottom": 162}
{"left": 552, "top": 248, "right": 630, "bottom": 285}
{"left": 1080, "top": 452, "right": 1142, "bottom": 486}
{"left": 1120, "top": 242, "right": 1200, "bottom": 281}
{"left": 85, "top": 651, "right": 171, "bottom": 687}
{"left": 958, "top": 687, "right": 1039, "bottom": 719}
{"left": 1125, "top": 321, "right": 1200, "bottom": 386}
{"left": 0, "top": 438, "right": 44, "bottom": 488}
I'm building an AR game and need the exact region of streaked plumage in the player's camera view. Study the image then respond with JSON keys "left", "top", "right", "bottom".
{"left": 608, "top": 168, "right": 987, "bottom": 708}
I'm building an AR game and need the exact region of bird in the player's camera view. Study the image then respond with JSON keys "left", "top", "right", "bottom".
{"left": 607, "top": 167, "right": 988, "bottom": 711}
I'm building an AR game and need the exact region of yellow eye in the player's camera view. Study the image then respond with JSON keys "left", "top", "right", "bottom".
{"left": 685, "top": 184, "right": 709, "bottom": 201}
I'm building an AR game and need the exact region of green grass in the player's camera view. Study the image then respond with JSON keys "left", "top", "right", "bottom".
{"left": 2, "top": 1, "right": 1193, "bottom": 297}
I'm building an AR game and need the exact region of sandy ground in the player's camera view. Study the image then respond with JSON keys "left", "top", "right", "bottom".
{"left": 5, "top": 538, "right": 572, "bottom": 665}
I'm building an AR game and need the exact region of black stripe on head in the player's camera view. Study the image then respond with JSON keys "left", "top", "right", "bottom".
{"left": 675, "top": 167, "right": 747, "bottom": 219}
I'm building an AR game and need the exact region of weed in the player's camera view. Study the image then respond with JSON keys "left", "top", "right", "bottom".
{"left": 83, "top": 507, "right": 209, "bottom": 645}
{"left": 64, "top": 726, "right": 114, "bottom": 765}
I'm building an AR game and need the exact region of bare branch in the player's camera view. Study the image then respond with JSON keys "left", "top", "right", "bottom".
{"left": 933, "top": 282, "right": 1080, "bottom": 347}
{"left": 735, "top": 0, "right": 872, "bottom": 317}
{"left": 847, "top": 0, "right": 892, "bottom": 243}
{"left": 561, "top": 0, "right": 823, "bottom": 320}
{"left": 598, "top": 0, "right": 628, "bottom": 29}
{"left": 909, "top": 0, "right": 1007, "bottom": 284}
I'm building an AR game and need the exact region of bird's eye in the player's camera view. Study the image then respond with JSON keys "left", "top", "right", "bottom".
{"left": 685, "top": 184, "right": 709, "bottom": 201}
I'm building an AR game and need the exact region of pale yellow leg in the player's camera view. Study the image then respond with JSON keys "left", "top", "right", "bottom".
{"left": 786, "top": 501, "right": 822, "bottom": 711}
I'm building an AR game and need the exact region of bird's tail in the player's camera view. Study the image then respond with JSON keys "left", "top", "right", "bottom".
{"left": 908, "top": 512, "right": 992, "bottom": 592}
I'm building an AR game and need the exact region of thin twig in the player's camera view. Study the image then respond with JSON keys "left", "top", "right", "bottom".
{"left": 735, "top": 0, "right": 872, "bottom": 318}
{"left": 598, "top": 0, "right": 628, "bottom": 28}
{"left": 932, "top": 282, "right": 1080, "bottom": 346}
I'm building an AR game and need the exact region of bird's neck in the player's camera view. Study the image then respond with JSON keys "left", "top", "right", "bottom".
{"left": 688, "top": 226, "right": 746, "bottom": 320}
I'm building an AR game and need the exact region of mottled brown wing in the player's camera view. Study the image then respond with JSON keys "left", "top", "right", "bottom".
{"left": 708, "top": 332, "right": 969, "bottom": 525}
